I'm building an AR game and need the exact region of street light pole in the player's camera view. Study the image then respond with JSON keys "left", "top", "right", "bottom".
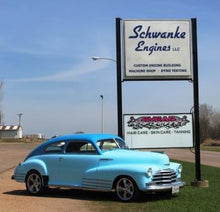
{"left": 100, "top": 95, "right": 104, "bottom": 133}
{"left": 92, "top": 53, "right": 123, "bottom": 138}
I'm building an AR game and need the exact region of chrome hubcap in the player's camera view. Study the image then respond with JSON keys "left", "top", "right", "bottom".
{"left": 27, "top": 173, "right": 41, "bottom": 194}
{"left": 116, "top": 178, "right": 134, "bottom": 201}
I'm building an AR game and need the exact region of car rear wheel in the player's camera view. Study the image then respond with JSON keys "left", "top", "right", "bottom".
{"left": 25, "top": 171, "right": 44, "bottom": 195}
{"left": 115, "top": 177, "right": 140, "bottom": 202}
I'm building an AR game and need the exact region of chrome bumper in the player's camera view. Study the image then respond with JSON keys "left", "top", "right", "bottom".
{"left": 145, "top": 181, "right": 185, "bottom": 191}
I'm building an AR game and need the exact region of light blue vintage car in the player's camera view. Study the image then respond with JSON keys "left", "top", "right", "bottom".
{"left": 12, "top": 134, "right": 184, "bottom": 202}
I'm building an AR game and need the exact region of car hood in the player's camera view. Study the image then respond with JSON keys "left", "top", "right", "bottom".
{"left": 100, "top": 149, "right": 170, "bottom": 165}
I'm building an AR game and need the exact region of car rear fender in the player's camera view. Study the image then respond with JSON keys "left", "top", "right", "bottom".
{"left": 22, "top": 159, "right": 48, "bottom": 177}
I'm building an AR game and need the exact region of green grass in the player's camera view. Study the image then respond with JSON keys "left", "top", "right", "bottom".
{"left": 200, "top": 145, "right": 220, "bottom": 152}
{"left": 0, "top": 138, "right": 45, "bottom": 143}
{"left": 0, "top": 138, "right": 25, "bottom": 143}
{"left": 91, "top": 160, "right": 220, "bottom": 212}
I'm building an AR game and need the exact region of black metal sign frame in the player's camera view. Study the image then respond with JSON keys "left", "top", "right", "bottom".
{"left": 115, "top": 17, "right": 201, "bottom": 181}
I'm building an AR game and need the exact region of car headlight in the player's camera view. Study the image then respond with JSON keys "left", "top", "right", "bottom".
{"left": 178, "top": 164, "right": 183, "bottom": 173}
{"left": 146, "top": 168, "right": 152, "bottom": 177}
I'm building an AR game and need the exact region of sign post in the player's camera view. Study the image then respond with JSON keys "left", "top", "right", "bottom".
{"left": 191, "top": 18, "right": 208, "bottom": 186}
{"left": 115, "top": 18, "right": 123, "bottom": 138}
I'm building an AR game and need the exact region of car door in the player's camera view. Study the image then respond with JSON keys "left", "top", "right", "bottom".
{"left": 39, "top": 141, "right": 66, "bottom": 185}
{"left": 57, "top": 141, "right": 100, "bottom": 187}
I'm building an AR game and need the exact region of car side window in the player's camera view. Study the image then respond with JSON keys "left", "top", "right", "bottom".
{"left": 45, "top": 141, "right": 65, "bottom": 153}
{"left": 97, "top": 139, "right": 119, "bottom": 151}
{"left": 80, "top": 143, "right": 96, "bottom": 152}
{"left": 65, "top": 141, "right": 97, "bottom": 154}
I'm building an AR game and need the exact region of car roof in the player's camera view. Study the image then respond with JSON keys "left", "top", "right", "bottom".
{"left": 25, "top": 133, "right": 122, "bottom": 160}
{"left": 47, "top": 133, "right": 121, "bottom": 144}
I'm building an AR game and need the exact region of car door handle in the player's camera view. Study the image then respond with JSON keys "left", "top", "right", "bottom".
{"left": 59, "top": 157, "right": 64, "bottom": 161}
{"left": 100, "top": 158, "right": 113, "bottom": 161}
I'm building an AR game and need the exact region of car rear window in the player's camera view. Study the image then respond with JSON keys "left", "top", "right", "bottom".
{"left": 45, "top": 141, "right": 65, "bottom": 153}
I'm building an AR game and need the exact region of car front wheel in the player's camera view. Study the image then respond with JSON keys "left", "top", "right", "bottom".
{"left": 115, "top": 177, "right": 140, "bottom": 202}
{"left": 25, "top": 171, "right": 44, "bottom": 195}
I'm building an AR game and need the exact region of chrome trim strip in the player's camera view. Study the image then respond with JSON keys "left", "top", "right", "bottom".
{"left": 82, "top": 178, "right": 112, "bottom": 190}
{"left": 48, "top": 184, "right": 112, "bottom": 192}
{"left": 12, "top": 173, "right": 25, "bottom": 182}
{"left": 48, "top": 178, "right": 113, "bottom": 191}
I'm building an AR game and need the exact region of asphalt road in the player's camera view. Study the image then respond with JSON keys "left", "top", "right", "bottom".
{"left": 0, "top": 143, "right": 38, "bottom": 174}
{"left": 164, "top": 148, "right": 220, "bottom": 167}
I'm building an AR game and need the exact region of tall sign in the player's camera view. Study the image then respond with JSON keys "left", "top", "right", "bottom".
{"left": 123, "top": 20, "right": 192, "bottom": 80}
{"left": 115, "top": 18, "right": 201, "bottom": 181}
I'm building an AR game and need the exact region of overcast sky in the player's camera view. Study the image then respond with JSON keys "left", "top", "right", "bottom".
{"left": 0, "top": 0, "right": 219, "bottom": 137}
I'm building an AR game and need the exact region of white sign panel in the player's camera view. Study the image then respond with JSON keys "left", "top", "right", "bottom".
{"left": 123, "top": 20, "right": 192, "bottom": 80}
{"left": 124, "top": 113, "right": 193, "bottom": 148}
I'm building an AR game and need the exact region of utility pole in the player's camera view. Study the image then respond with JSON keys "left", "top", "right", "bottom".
{"left": 17, "top": 113, "right": 22, "bottom": 126}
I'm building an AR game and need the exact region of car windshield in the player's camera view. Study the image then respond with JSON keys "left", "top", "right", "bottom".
{"left": 97, "top": 138, "right": 128, "bottom": 151}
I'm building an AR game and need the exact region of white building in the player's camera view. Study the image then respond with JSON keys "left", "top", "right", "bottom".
{"left": 0, "top": 125, "right": 23, "bottom": 138}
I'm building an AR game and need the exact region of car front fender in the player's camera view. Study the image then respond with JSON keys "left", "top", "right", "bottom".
{"left": 97, "top": 164, "right": 149, "bottom": 189}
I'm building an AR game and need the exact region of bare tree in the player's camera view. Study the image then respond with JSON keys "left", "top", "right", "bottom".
{"left": 210, "top": 112, "right": 220, "bottom": 140}
{"left": 199, "top": 104, "right": 213, "bottom": 143}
